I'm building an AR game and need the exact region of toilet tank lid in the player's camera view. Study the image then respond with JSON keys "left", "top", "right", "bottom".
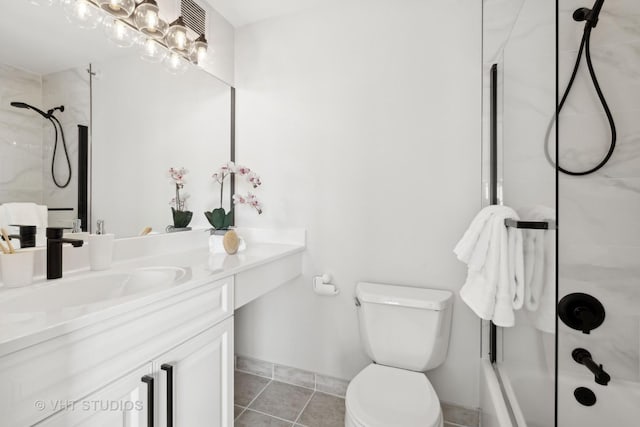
{"left": 356, "top": 282, "right": 453, "bottom": 311}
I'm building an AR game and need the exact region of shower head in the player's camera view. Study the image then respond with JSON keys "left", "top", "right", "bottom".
{"left": 10, "top": 101, "right": 64, "bottom": 119}
{"left": 573, "top": 0, "right": 605, "bottom": 28}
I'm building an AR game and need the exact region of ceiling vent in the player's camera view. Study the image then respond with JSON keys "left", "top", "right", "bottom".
{"left": 181, "top": 0, "right": 207, "bottom": 36}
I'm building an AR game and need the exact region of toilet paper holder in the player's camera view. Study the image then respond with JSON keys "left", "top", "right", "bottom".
{"left": 313, "top": 274, "right": 339, "bottom": 296}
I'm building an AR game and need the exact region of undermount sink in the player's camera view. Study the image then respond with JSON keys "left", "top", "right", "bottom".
{"left": 0, "top": 266, "right": 189, "bottom": 325}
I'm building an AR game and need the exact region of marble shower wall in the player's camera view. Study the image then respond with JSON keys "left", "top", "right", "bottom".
{"left": 42, "top": 66, "right": 90, "bottom": 227}
{"left": 558, "top": 0, "right": 640, "bottom": 388}
{"left": 0, "top": 64, "right": 44, "bottom": 204}
{"left": 0, "top": 64, "right": 88, "bottom": 227}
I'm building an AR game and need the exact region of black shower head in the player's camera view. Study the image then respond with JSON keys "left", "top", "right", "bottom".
{"left": 573, "top": 0, "right": 605, "bottom": 28}
{"left": 10, "top": 101, "right": 63, "bottom": 119}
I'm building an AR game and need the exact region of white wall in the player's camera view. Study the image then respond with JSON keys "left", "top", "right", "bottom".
{"left": 92, "top": 54, "right": 231, "bottom": 238}
{"left": 233, "top": 0, "right": 483, "bottom": 408}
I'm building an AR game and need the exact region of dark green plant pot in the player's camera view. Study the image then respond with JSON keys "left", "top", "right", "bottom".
{"left": 204, "top": 208, "right": 234, "bottom": 231}
{"left": 172, "top": 208, "right": 193, "bottom": 228}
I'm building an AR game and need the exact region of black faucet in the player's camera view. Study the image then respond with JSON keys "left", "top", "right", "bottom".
{"left": 573, "top": 348, "right": 611, "bottom": 386}
{"left": 46, "top": 227, "right": 84, "bottom": 280}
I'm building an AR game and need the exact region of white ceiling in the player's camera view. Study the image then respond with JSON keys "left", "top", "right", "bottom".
{"left": 203, "top": 0, "right": 331, "bottom": 27}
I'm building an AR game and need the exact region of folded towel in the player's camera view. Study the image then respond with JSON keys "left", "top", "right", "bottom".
{"left": 456, "top": 206, "right": 525, "bottom": 327}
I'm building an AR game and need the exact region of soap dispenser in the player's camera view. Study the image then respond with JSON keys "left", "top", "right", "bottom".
{"left": 89, "top": 220, "right": 115, "bottom": 271}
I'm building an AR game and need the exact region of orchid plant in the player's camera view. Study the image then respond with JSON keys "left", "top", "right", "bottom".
{"left": 205, "top": 161, "right": 263, "bottom": 230}
{"left": 169, "top": 167, "right": 193, "bottom": 228}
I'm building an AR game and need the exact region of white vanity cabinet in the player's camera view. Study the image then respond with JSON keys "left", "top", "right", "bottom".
{"left": 155, "top": 318, "right": 233, "bottom": 427}
{"left": 35, "top": 364, "right": 154, "bottom": 427}
{"left": 36, "top": 319, "right": 234, "bottom": 427}
{"left": 1, "top": 276, "right": 234, "bottom": 427}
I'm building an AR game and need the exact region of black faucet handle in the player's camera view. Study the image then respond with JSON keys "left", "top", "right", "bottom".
{"left": 573, "top": 348, "right": 611, "bottom": 386}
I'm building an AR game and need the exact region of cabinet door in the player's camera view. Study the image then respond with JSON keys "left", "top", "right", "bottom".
{"left": 157, "top": 317, "right": 233, "bottom": 427}
{"left": 35, "top": 364, "right": 153, "bottom": 427}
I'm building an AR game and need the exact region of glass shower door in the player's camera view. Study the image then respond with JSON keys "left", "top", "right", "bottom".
{"left": 482, "top": 0, "right": 557, "bottom": 426}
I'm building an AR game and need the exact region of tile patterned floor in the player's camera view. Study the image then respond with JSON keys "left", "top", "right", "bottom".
{"left": 234, "top": 371, "right": 345, "bottom": 427}
{"left": 234, "top": 370, "right": 478, "bottom": 427}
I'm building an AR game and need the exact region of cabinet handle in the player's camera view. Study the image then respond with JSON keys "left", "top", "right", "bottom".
{"left": 161, "top": 364, "right": 174, "bottom": 427}
{"left": 141, "top": 375, "right": 154, "bottom": 427}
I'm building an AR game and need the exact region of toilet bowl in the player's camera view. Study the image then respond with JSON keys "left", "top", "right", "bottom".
{"left": 345, "top": 282, "right": 453, "bottom": 427}
{"left": 345, "top": 364, "right": 443, "bottom": 427}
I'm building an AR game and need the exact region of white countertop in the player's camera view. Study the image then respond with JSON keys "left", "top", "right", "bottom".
{"left": 0, "top": 242, "right": 304, "bottom": 357}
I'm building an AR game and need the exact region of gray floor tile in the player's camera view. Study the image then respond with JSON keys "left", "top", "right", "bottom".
{"left": 441, "top": 403, "right": 480, "bottom": 427}
{"left": 297, "top": 392, "right": 345, "bottom": 427}
{"left": 235, "top": 371, "right": 271, "bottom": 407}
{"left": 235, "top": 405, "right": 245, "bottom": 419}
{"left": 235, "top": 409, "right": 293, "bottom": 427}
{"left": 249, "top": 381, "right": 314, "bottom": 421}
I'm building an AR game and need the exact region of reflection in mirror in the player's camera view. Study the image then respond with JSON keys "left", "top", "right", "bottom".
{"left": 0, "top": 1, "right": 93, "bottom": 246}
{"left": 0, "top": 1, "right": 233, "bottom": 242}
{"left": 91, "top": 54, "right": 231, "bottom": 238}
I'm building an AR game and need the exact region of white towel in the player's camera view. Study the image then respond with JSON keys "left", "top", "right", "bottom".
{"left": 456, "top": 206, "right": 525, "bottom": 327}
{"left": 519, "top": 205, "right": 556, "bottom": 333}
{"left": 523, "top": 228, "right": 545, "bottom": 311}
{"left": 2, "top": 203, "right": 48, "bottom": 228}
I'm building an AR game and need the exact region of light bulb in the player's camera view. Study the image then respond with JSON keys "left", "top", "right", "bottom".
{"left": 133, "top": 0, "right": 167, "bottom": 38}
{"left": 146, "top": 10, "right": 158, "bottom": 28}
{"left": 97, "top": 0, "right": 135, "bottom": 18}
{"left": 163, "top": 51, "right": 189, "bottom": 75}
{"left": 62, "top": 0, "right": 103, "bottom": 30}
{"left": 189, "top": 34, "right": 208, "bottom": 64}
{"left": 140, "top": 38, "right": 167, "bottom": 63}
{"left": 165, "top": 17, "right": 191, "bottom": 54}
{"left": 103, "top": 17, "right": 137, "bottom": 47}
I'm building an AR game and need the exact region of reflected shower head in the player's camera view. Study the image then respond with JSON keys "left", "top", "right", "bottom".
{"left": 10, "top": 101, "right": 64, "bottom": 119}
{"left": 10, "top": 101, "right": 30, "bottom": 109}
{"left": 573, "top": 0, "right": 605, "bottom": 28}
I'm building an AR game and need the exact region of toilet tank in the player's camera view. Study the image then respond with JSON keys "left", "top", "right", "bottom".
{"left": 355, "top": 282, "right": 453, "bottom": 372}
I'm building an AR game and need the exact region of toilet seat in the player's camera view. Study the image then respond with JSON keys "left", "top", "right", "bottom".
{"left": 345, "top": 364, "right": 443, "bottom": 427}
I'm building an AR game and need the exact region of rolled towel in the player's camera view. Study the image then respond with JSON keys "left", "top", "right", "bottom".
{"left": 523, "top": 228, "right": 545, "bottom": 311}
{"left": 518, "top": 205, "right": 556, "bottom": 333}
{"left": 508, "top": 225, "right": 525, "bottom": 310}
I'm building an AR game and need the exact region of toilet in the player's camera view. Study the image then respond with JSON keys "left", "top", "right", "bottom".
{"left": 345, "top": 282, "right": 454, "bottom": 427}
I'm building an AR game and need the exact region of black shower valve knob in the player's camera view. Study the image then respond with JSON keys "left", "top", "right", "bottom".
{"left": 558, "top": 293, "right": 605, "bottom": 334}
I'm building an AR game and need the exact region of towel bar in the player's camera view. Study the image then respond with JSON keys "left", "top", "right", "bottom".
{"left": 504, "top": 218, "right": 556, "bottom": 230}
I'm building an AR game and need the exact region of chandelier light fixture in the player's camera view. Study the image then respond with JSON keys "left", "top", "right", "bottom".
{"left": 54, "top": 0, "right": 209, "bottom": 70}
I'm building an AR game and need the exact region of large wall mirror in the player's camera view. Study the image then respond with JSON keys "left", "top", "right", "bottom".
{"left": 0, "top": 2, "right": 232, "bottom": 243}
